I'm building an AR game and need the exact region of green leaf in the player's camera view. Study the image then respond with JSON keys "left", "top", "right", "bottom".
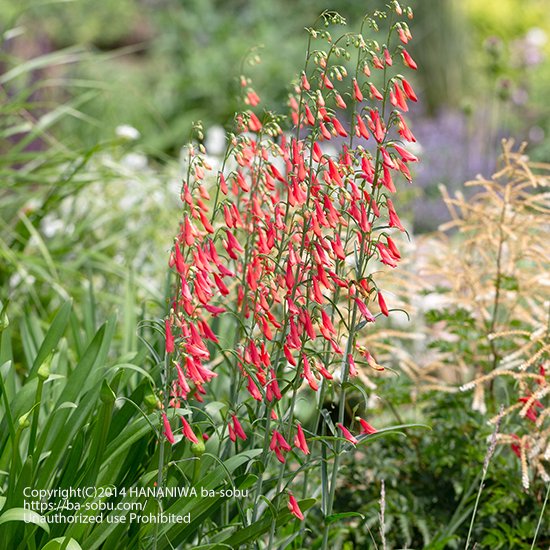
{"left": 0, "top": 507, "right": 50, "bottom": 534}
{"left": 108, "top": 363, "right": 156, "bottom": 387}
{"left": 325, "top": 511, "right": 365, "bottom": 524}
{"left": 41, "top": 537, "right": 83, "bottom": 550}
{"left": 220, "top": 498, "right": 316, "bottom": 548}
{"left": 28, "top": 300, "right": 72, "bottom": 379}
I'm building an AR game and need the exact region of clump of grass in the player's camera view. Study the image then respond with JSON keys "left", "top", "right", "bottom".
{"left": 390, "top": 141, "right": 548, "bottom": 515}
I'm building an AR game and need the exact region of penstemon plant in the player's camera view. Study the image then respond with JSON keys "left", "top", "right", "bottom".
{"left": 157, "top": 3, "right": 420, "bottom": 547}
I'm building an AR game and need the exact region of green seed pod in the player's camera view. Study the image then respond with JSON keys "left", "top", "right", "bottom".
{"left": 144, "top": 393, "right": 161, "bottom": 410}
{"left": 37, "top": 359, "right": 51, "bottom": 381}
{"left": 191, "top": 437, "right": 206, "bottom": 456}
{"left": 18, "top": 410, "right": 31, "bottom": 430}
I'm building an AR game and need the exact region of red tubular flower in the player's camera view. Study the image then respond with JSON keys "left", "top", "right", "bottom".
{"left": 274, "top": 446, "right": 285, "bottom": 463}
{"left": 387, "top": 199, "right": 405, "bottom": 232}
{"left": 337, "top": 423, "right": 359, "bottom": 445}
{"left": 370, "top": 110, "right": 386, "bottom": 142}
{"left": 266, "top": 369, "right": 282, "bottom": 401}
{"left": 355, "top": 298, "right": 376, "bottom": 322}
{"left": 323, "top": 74, "right": 334, "bottom": 90}
{"left": 232, "top": 414, "right": 247, "bottom": 440}
{"left": 372, "top": 55, "right": 384, "bottom": 69}
{"left": 302, "top": 355, "right": 319, "bottom": 391}
{"left": 376, "top": 242, "right": 398, "bottom": 268}
{"left": 246, "top": 89, "right": 260, "bottom": 106}
{"left": 369, "top": 83, "right": 384, "bottom": 100}
{"left": 246, "top": 376, "right": 263, "bottom": 401}
{"left": 353, "top": 78, "right": 363, "bottom": 102}
{"left": 331, "top": 117, "right": 348, "bottom": 138}
{"left": 294, "top": 423, "right": 310, "bottom": 455}
{"left": 174, "top": 242, "right": 185, "bottom": 275}
{"left": 181, "top": 416, "right": 199, "bottom": 444}
{"left": 401, "top": 77, "right": 417, "bottom": 101}
{"left": 358, "top": 418, "right": 377, "bottom": 435}
{"left": 228, "top": 422, "right": 236, "bottom": 442}
{"left": 396, "top": 112, "right": 416, "bottom": 142}
{"left": 361, "top": 156, "right": 374, "bottom": 182}
{"left": 381, "top": 165, "right": 396, "bottom": 193}
{"left": 386, "top": 236, "right": 401, "bottom": 259}
{"left": 319, "top": 121, "right": 332, "bottom": 140}
{"left": 162, "top": 413, "right": 175, "bottom": 444}
{"left": 380, "top": 146, "right": 397, "bottom": 169}
{"left": 304, "top": 104, "right": 316, "bottom": 126}
{"left": 393, "top": 82, "right": 408, "bottom": 111}
{"left": 378, "top": 291, "right": 389, "bottom": 316}
{"left": 319, "top": 309, "right": 337, "bottom": 339}
{"left": 248, "top": 111, "right": 262, "bottom": 132}
{"left": 288, "top": 493, "right": 305, "bottom": 520}
{"left": 355, "top": 115, "right": 370, "bottom": 140}
{"left": 401, "top": 48, "right": 418, "bottom": 70}
{"left": 335, "top": 93, "right": 347, "bottom": 109}
{"left": 165, "top": 319, "right": 175, "bottom": 354}
{"left": 393, "top": 144, "right": 418, "bottom": 163}
{"left": 276, "top": 430, "right": 292, "bottom": 452}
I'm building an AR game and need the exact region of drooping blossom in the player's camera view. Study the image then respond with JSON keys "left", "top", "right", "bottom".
{"left": 358, "top": 418, "right": 378, "bottom": 435}
{"left": 232, "top": 414, "right": 248, "bottom": 440}
{"left": 401, "top": 48, "right": 418, "bottom": 70}
{"left": 337, "top": 423, "right": 359, "bottom": 445}
{"left": 165, "top": 319, "right": 175, "bottom": 354}
{"left": 288, "top": 492, "right": 304, "bottom": 520}
{"left": 162, "top": 413, "right": 175, "bottom": 444}
{"left": 181, "top": 416, "right": 199, "bottom": 444}
{"left": 294, "top": 423, "right": 310, "bottom": 455}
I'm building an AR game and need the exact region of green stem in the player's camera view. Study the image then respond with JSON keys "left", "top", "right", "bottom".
{"left": 28, "top": 378, "right": 44, "bottom": 467}
{"left": 530, "top": 482, "right": 550, "bottom": 550}
{"left": 153, "top": 353, "right": 170, "bottom": 550}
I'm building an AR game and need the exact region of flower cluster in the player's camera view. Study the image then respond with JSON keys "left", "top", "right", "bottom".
{"left": 160, "top": 3, "right": 417, "bottom": 524}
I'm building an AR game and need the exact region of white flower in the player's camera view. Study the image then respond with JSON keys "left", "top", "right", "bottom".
{"left": 525, "top": 27, "right": 547, "bottom": 48}
{"left": 116, "top": 125, "right": 141, "bottom": 141}
{"left": 205, "top": 125, "right": 227, "bottom": 156}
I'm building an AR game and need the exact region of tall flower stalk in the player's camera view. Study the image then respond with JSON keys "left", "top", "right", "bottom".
{"left": 157, "top": 2, "right": 419, "bottom": 545}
